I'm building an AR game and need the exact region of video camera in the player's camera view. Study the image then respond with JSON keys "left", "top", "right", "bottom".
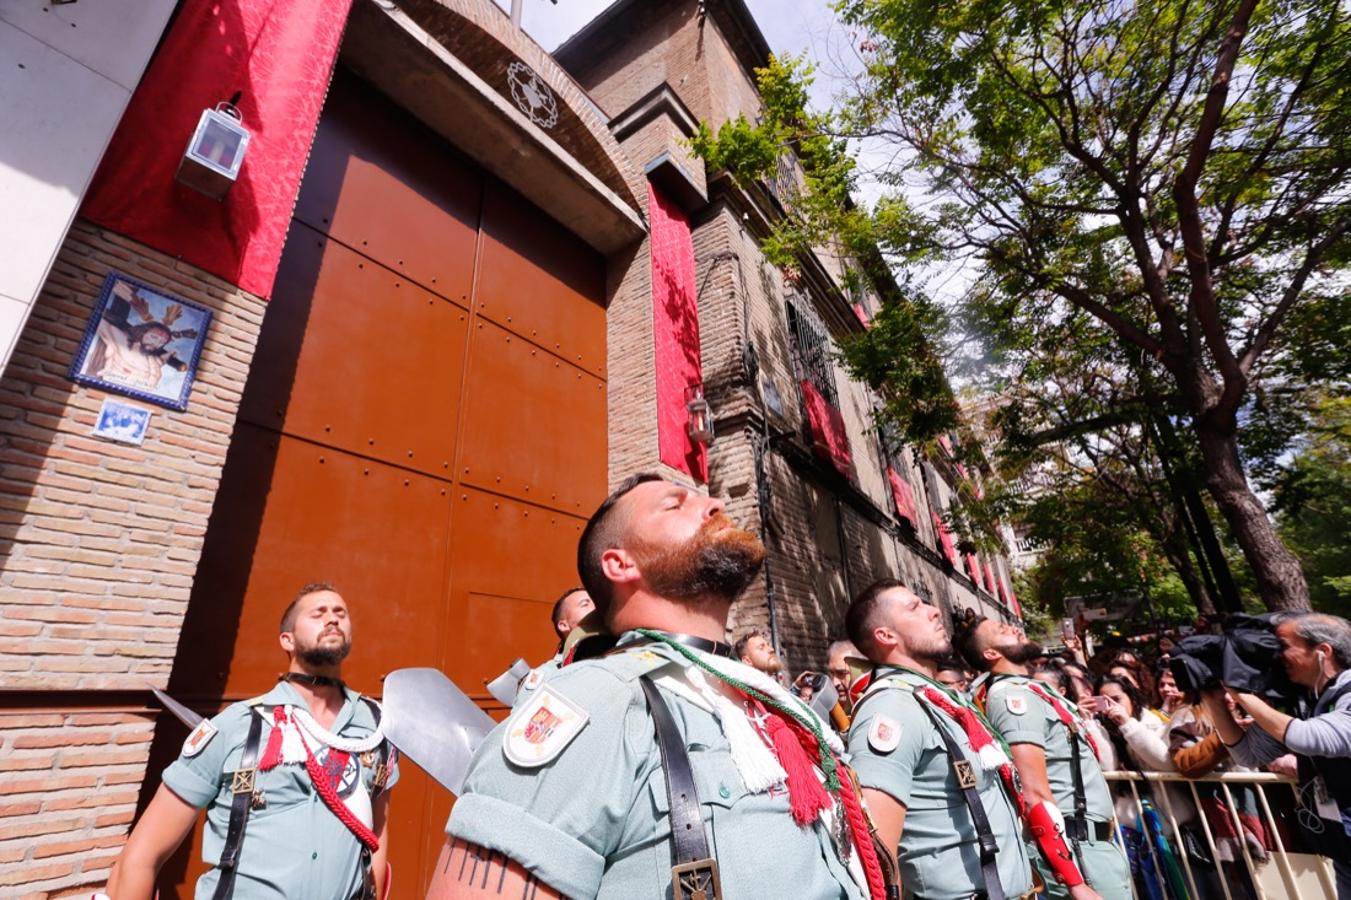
{"left": 1167, "top": 612, "right": 1299, "bottom": 703}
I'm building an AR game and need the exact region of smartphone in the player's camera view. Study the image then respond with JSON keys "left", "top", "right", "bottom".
{"left": 1061, "top": 617, "right": 1076, "bottom": 641}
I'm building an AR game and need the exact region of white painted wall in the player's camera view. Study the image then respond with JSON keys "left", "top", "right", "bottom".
{"left": 0, "top": 0, "right": 176, "bottom": 372}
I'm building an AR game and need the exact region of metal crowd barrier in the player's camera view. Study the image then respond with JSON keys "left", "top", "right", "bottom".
{"left": 1104, "top": 770, "right": 1338, "bottom": 900}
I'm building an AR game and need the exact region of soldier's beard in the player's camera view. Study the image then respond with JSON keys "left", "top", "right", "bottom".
{"left": 298, "top": 632, "right": 351, "bottom": 668}
{"left": 1002, "top": 640, "right": 1044, "bottom": 665}
{"left": 636, "top": 515, "right": 766, "bottom": 603}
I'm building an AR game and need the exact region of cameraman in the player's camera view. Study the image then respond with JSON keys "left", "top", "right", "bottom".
{"left": 1200, "top": 611, "right": 1351, "bottom": 897}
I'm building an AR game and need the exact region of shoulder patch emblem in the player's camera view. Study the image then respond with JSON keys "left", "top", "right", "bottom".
{"left": 1006, "top": 694, "right": 1028, "bottom": 715}
{"left": 504, "top": 684, "right": 589, "bottom": 768}
{"left": 182, "top": 719, "right": 217, "bottom": 757}
{"left": 522, "top": 668, "right": 543, "bottom": 691}
{"left": 868, "top": 714, "right": 902, "bottom": 753}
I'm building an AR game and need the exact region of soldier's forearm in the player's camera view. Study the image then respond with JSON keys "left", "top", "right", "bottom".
{"left": 425, "top": 838, "right": 562, "bottom": 899}
{"left": 105, "top": 856, "right": 157, "bottom": 900}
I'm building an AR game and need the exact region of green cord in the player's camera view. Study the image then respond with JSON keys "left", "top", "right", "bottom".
{"left": 636, "top": 629, "right": 842, "bottom": 790}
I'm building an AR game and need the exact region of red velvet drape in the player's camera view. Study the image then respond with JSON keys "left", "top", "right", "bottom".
{"left": 82, "top": 0, "right": 352, "bottom": 298}
{"left": 649, "top": 184, "right": 707, "bottom": 482}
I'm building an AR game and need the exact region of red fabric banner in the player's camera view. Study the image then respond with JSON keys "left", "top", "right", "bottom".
{"left": 965, "top": 552, "right": 981, "bottom": 584}
{"left": 886, "top": 467, "right": 917, "bottom": 526}
{"left": 932, "top": 510, "right": 958, "bottom": 567}
{"left": 852, "top": 303, "right": 871, "bottom": 328}
{"left": 801, "top": 380, "right": 852, "bottom": 476}
{"left": 81, "top": 0, "right": 352, "bottom": 298}
{"left": 649, "top": 184, "right": 707, "bottom": 482}
{"left": 997, "top": 577, "right": 1011, "bottom": 607}
{"left": 984, "top": 562, "right": 998, "bottom": 595}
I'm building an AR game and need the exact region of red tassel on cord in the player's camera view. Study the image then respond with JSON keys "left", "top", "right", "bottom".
{"left": 757, "top": 701, "right": 831, "bottom": 825}
{"left": 257, "top": 706, "right": 287, "bottom": 771}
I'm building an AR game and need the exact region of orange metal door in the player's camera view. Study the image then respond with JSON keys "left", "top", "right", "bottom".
{"left": 146, "top": 70, "right": 609, "bottom": 896}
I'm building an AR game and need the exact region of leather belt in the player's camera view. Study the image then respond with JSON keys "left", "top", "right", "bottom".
{"left": 1064, "top": 818, "right": 1113, "bottom": 843}
{"left": 640, "top": 675, "right": 723, "bottom": 900}
{"left": 916, "top": 701, "right": 1006, "bottom": 900}
{"left": 212, "top": 707, "right": 263, "bottom": 900}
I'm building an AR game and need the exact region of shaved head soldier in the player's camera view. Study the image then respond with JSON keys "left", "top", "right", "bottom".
{"left": 429, "top": 474, "right": 889, "bottom": 899}
{"left": 960, "top": 616, "right": 1130, "bottom": 900}
{"left": 844, "top": 580, "right": 1033, "bottom": 900}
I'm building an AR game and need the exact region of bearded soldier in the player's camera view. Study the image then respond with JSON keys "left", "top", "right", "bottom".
{"left": 958, "top": 617, "right": 1130, "bottom": 900}
{"left": 428, "top": 474, "right": 891, "bottom": 899}
{"left": 109, "top": 584, "right": 396, "bottom": 900}
{"left": 844, "top": 580, "right": 1034, "bottom": 900}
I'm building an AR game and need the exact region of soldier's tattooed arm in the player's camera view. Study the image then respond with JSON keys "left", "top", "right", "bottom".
{"left": 1006, "top": 743, "right": 1055, "bottom": 806}
{"left": 860, "top": 786, "right": 905, "bottom": 866}
{"left": 106, "top": 784, "right": 200, "bottom": 900}
{"left": 424, "top": 838, "right": 562, "bottom": 899}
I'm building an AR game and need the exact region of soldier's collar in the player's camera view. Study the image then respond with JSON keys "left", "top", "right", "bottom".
{"left": 280, "top": 671, "right": 346, "bottom": 691}
{"left": 618, "top": 630, "right": 736, "bottom": 660}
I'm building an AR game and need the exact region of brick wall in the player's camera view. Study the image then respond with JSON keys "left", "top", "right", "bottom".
{"left": 0, "top": 220, "right": 266, "bottom": 896}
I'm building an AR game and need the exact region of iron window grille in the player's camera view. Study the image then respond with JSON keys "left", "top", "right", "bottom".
{"left": 785, "top": 298, "right": 839, "bottom": 408}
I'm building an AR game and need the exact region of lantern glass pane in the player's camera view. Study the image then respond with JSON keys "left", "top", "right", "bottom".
{"left": 197, "top": 118, "right": 243, "bottom": 171}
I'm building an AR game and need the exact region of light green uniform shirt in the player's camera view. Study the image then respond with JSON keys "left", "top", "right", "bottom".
{"left": 161, "top": 681, "right": 397, "bottom": 900}
{"left": 982, "top": 675, "right": 1113, "bottom": 823}
{"left": 983, "top": 675, "right": 1131, "bottom": 900}
{"left": 447, "top": 636, "right": 867, "bottom": 900}
{"left": 512, "top": 650, "right": 564, "bottom": 708}
{"left": 847, "top": 670, "right": 1033, "bottom": 900}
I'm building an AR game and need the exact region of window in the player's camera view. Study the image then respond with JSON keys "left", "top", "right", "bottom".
{"left": 786, "top": 298, "right": 838, "bottom": 407}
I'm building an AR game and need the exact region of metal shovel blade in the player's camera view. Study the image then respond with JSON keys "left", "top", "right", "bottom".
{"left": 382, "top": 667, "right": 497, "bottom": 796}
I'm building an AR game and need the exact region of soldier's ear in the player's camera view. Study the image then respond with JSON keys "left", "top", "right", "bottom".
{"left": 279, "top": 630, "right": 296, "bottom": 654}
{"left": 600, "top": 547, "right": 639, "bottom": 587}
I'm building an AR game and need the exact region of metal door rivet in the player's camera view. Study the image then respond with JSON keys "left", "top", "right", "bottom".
{"left": 358, "top": 263, "right": 364, "bottom": 269}
{"left": 463, "top": 467, "right": 470, "bottom": 474}
{"left": 362, "top": 240, "right": 368, "bottom": 246}
{"left": 530, "top": 349, "right": 536, "bottom": 357}
{"left": 428, "top": 300, "right": 434, "bottom": 306}
{"left": 398, "top": 259, "right": 404, "bottom": 265}
{"left": 324, "top": 425, "right": 331, "bottom": 432}
{"left": 440, "top": 489, "right": 446, "bottom": 495}
{"left": 442, "top": 462, "right": 449, "bottom": 468}
{"left": 395, "top": 282, "right": 401, "bottom": 288}
{"left": 494, "top": 503, "right": 500, "bottom": 509}
{"left": 319, "top": 456, "right": 325, "bottom": 463}
{"left": 369, "top": 438, "right": 375, "bottom": 445}
{"left": 524, "top": 510, "right": 529, "bottom": 517}
{"left": 363, "top": 468, "right": 369, "bottom": 475}
{"left": 495, "top": 476, "right": 501, "bottom": 483}
{"left": 404, "top": 479, "right": 410, "bottom": 486}
{"left": 462, "top": 494, "right": 468, "bottom": 500}
{"left": 432, "top": 277, "right": 438, "bottom": 284}
{"left": 408, "top": 451, "right": 414, "bottom": 458}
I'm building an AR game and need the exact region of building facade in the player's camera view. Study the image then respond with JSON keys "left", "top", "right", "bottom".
{"left": 0, "top": 0, "right": 1017, "bottom": 895}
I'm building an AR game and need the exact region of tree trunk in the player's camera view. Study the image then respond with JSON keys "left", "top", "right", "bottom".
{"left": 1194, "top": 415, "right": 1310, "bottom": 610}
{"left": 1162, "top": 526, "right": 1216, "bottom": 616}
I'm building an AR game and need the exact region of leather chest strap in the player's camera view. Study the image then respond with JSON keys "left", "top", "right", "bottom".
{"left": 916, "top": 700, "right": 1005, "bottom": 900}
{"left": 640, "top": 675, "right": 723, "bottom": 900}
{"left": 212, "top": 707, "right": 264, "bottom": 900}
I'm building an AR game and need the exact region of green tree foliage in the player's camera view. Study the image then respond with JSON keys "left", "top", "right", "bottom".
{"left": 1275, "top": 397, "right": 1351, "bottom": 617}
{"left": 692, "top": 0, "right": 1350, "bottom": 610}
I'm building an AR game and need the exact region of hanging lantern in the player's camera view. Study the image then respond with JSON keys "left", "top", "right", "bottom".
{"left": 685, "top": 383, "right": 715, "bottom": 446}
{"left": 176, "top": 99, "right": 250, "bottom": 200}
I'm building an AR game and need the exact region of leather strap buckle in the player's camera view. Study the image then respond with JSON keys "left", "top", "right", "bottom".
{"left": 230, "top": 767, "right": 256, "bottom": 796}
{"left": 672, "top": 858, "right": 723, "bottom": 900}
{"left": 953, "top": 759, "right": 977, "bottom": 790}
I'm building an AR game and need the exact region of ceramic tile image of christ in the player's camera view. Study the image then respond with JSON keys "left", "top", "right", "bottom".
{"left": 70, "top": 272, "right": 212, "bottom": 411}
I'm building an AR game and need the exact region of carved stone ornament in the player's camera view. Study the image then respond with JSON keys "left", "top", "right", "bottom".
{"left": 506, "top": 60, "right": 559, "bottom": 129}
